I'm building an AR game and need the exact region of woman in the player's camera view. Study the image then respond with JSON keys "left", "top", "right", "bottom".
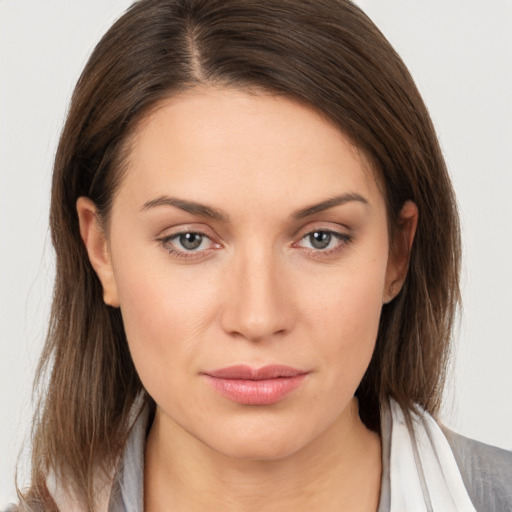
{"left": 8, "top": 0, "right": 512, "bottom": 510}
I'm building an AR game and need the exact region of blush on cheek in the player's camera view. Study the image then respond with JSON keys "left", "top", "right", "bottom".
{"left": 321, "top": 277, "right": 384, "bottom": 361}
{"left": 117, "top": 266, "right": 213, "bottom": 370}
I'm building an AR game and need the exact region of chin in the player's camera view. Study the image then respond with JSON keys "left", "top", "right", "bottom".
{"left": 200, "top": 416, "right": 315, "bottom": 462}
{"left": 213, "top": 433, "right": 305, "bottom": 462}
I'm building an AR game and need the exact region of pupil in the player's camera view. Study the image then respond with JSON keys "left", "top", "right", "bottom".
{"left": 310, "top": 231, "right": 331, "bottom": 249}
{"left": 179, "top": 233, "right": 202, "bottom": 250}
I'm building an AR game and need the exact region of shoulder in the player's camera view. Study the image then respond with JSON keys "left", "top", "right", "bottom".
{"left": 442, "top": 426, "right": 512, "bottom": 512}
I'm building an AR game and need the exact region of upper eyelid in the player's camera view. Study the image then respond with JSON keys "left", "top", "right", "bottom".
{"left": 161, "top": 230, "right": 211, "bottom": 240}
{"left": 301, "top": 226, "right": 349, "bottom": 235}
{"left": 294, "top": 222, "right": 352, "bottom": 239}
{"left": 156, "top": 223, "right": 352, "bottom": 246}
{"left": 160, "top": 231, "right": 215, "bottom": 247}
{"left": 295, "top": 229, "right": 351, "bottom": 245}
{"left": 157, "top": 224, "right": 217, "bottom": 240}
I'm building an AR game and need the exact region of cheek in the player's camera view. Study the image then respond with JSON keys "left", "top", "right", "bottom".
{"left": 112, "top": 258, "right": 220, "bottom": 388}
{"left": 301, "top": 255, "right": 388, "bottom": 379}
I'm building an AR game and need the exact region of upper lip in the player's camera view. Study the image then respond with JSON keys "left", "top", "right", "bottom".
{"left": 203, "top": 364, "right": 308, "bottom": 380}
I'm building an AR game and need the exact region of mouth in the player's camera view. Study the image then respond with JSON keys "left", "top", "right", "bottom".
{"left": 202, "top": 364, "right": 309, "bottom": 405}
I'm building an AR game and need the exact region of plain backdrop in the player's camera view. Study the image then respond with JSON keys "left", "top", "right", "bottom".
{"left": 1, "top": 0, "right": 511, "bottom": 504}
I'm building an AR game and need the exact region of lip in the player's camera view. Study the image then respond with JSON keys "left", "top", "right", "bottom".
{"left": 202, "top": 364, "right": 309, "bottom": 405}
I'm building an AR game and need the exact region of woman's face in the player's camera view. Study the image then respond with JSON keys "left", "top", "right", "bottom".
{"left": 80, "top": 88, "right": 414, "bottom": 460}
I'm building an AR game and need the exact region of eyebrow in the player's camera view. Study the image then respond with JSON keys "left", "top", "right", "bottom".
{"left": 141, "top": 192, "right": 368, "bottom": 222}
{"left": 292, "top": 193, "right": 369, "bottom": 219}
{"left": 141, "top": 195, "right": 228, "bottom": 221}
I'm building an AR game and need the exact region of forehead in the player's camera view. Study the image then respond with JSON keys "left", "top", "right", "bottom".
{"left": 119, "top": 87, "right": 384, "bottom": 215}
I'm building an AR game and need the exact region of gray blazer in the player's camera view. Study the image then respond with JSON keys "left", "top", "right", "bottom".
{"left": 444, "top": 428, "right": 512, "bottom": 512}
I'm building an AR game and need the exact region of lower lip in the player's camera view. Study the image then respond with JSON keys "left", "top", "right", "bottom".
{"left": 204, "top": 374, "right": 307, "bottom": 405}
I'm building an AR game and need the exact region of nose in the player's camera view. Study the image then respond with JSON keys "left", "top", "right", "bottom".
{"left": 220, "top": 246, "right": 295, "bottom": 343}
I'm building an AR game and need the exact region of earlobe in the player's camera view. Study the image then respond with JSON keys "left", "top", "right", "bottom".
{"left": 76, "top": 197, "right": 120, "bottom": 307}
{"left": 383, "top": 200, "right": 418, "bottom": 304}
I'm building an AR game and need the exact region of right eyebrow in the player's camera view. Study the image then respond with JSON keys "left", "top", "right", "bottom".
{"left": 140, "top": 195, "right": 229, "bottom": 222}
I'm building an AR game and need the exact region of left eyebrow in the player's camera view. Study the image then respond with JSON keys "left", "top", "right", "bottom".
{"left": 292, "top": 193, "right": 369, "bottom": 220}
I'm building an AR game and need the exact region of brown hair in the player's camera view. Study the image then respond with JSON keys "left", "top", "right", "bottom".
{"left": 20, "top": 0, "right": 460, "bottom": 508}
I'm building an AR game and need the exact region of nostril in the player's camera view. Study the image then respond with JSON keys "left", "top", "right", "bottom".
{"left": 223, "top": 314, "right": 291, "bottom": 343}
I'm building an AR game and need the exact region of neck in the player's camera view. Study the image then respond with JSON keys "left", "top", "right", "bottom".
{"left": 144, "top": 398, "right": 381, "bottom": 512}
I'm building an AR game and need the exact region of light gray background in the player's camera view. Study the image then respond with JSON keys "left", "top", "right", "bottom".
{"left": 1, "top": 0, "right": 511, "bottom": 504}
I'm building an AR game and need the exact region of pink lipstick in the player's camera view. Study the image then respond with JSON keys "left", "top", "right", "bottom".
{"left": 202, "top": 364, "right": 308, "bottom": 405}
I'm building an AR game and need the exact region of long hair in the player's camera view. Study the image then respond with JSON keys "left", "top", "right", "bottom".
{"left": 20, "top": 0, "right": 460, "bottom": 508}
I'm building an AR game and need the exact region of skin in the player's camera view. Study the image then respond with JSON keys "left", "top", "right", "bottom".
{"left": 78, "top": 87, "right": 418, "bottom": 512}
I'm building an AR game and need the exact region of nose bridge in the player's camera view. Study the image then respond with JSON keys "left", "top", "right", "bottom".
{"left": 221, "top": 242, "right": 292, "bottom": 342}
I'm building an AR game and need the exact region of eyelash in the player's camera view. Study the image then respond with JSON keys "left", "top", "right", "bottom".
{"left": 293, "top": 229, "right": 353, "bottom": 257}
{"left": 158, "top": 231, "right": 219, "bottom": 259}
{"left": 157, "top": 228, "right": 352, "bottom": 260}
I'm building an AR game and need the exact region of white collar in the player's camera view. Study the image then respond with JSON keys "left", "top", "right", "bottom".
{"left": 382, "top": 400, "right": 476, "bottom": 512}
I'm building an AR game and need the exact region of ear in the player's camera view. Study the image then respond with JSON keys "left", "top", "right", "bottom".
{"left": 383, "top": 200, "right": 418, "bottom": 304}
{"left": 76, "top": 197, "right": 120, "bottom": 307}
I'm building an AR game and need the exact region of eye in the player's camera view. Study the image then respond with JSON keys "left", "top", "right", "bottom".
{"left": 158, "top": 231, "right": 218, "bottom": 256}
{"left": 306, "top": 231, "right": 333, "bottom": 250}
{"left": 296, "top": 229, "right": 351, "bottom": 252}
{"left": 176, "top": 232, "right": 206, "bottom": 251}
